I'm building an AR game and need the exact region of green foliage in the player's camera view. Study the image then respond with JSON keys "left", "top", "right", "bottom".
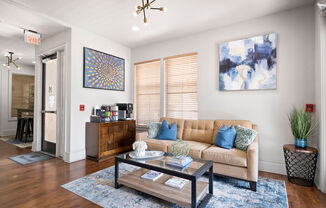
{"left": 288, "top": 107, "right": 316, "bottom": 139}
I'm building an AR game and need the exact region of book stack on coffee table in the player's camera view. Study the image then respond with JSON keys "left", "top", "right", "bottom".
{"left": 166, "top": 156, "right": 193, "bottom": 169}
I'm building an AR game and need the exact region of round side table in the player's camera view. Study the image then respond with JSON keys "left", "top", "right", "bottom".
{"left": 283, "top": 144, "right": 318, "bottom": 186}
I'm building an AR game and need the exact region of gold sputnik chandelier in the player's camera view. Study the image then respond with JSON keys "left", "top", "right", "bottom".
{"left": 134, "top": 0, "right": 167, "bottom": 26}
{"left": 3, "top": 52, "right": 21, "bottom": 70}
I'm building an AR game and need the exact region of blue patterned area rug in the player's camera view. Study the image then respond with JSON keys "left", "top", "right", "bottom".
{"left": 62, "top": 164, "right": 288, "bottom": 208}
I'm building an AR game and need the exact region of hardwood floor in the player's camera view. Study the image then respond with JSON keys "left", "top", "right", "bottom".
{"left": 0, "top": 140, "right": 325, "bottom": 208}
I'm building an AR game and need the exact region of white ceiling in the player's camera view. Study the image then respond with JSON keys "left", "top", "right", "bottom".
{"left": 0, "top": 0, "right": 68, "bottom": 67}
{"left": 4, "top": 0, "right": 314, "bottom": 48}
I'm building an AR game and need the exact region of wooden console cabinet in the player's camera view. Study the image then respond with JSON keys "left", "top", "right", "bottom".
{"left": 86, "top": 120, "right": 136, "bottom": 161}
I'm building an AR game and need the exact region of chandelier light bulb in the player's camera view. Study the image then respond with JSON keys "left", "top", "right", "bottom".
{"left": 18, "top": 57, "right": 22, "bottom": 60}
{"left": 133, "top": 11, "right": 138, "bottom": 16}
{"left": 3, "top": 63, "right": 6, "bottom": 67}
{"left": 160, "top": 7, "right": 167, "bottom": 12}
{"left": 17, "top": 67, "right": 20, "bottom": 70}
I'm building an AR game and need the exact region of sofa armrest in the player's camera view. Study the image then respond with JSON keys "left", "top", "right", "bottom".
{"left": 247, "top": 124, "right": 259, "bottom": 182}
{"left": 136, "top": 132, "right": 148, "bottom": 141}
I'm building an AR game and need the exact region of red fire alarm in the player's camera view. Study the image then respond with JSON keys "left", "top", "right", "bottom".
{"left": 306, "top": 104, "right": 314, "bottom": 112}
{"left": 80, "top": 105, "right": 85, "bottom": 111}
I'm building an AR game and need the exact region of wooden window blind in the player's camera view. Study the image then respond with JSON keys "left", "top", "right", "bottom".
{"left": 164, "top": 53, "right": 198, "bottom": 119}
{"left": 135, "top": 60, "right": 161, "bottom": 125}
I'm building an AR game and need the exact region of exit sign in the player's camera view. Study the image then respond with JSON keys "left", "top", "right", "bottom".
{"left": 24, "top": 30, "right": 41, "bottom": 45}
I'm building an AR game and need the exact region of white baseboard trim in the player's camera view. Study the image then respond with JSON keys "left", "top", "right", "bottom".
{"left": 259, "top": 160, "right": 287, "bottom": 175}
{"left": 0, "top": 129, "right": 16, "bottom": 136}
{"left": 64, "top": 149, "right": 86, "bottom": 163}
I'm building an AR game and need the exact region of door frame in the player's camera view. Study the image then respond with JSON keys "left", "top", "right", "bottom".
{"left": 32, "top": 44, "right": 67, "bottom": 159}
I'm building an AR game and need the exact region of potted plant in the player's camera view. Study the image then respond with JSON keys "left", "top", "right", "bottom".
{"left": 288, "top": 107, "right": 316, "bottom": 148}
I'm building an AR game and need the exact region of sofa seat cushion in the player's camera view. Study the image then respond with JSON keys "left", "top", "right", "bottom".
{"left": 143, "top": 138, "right": 175, "bottom": 152}
{"left": 202, "top": 146, "right": 247, "bottom": 167}
{"left": 168, "top": 141, "right": 211, "bottom": 159}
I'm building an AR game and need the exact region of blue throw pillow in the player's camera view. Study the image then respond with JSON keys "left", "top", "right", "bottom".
{"left": 214, "top": 125, "right": 236, "bottom": 149}
{"left": 156, "top": 120, "right": 177, "bottom": 141}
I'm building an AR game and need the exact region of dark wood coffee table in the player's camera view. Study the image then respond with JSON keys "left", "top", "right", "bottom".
{"left": 115, "top": 152, "right": 213, "bottom": 208}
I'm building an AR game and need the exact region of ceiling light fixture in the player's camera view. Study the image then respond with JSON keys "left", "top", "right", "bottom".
{"left": 3, "top": 52, "right": 21, "bottom": 70}
{"left": 134, "top": 0, "right": 167, "bottom": 26}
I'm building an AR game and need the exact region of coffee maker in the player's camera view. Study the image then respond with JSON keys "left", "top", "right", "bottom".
{"left": 116, "top": 103, "right": 133, "bottom": 119}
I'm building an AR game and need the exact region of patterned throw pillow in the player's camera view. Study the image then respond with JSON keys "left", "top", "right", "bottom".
{"left": 147, "top": 122, "right": 162, "bottom": 139}
{"left": 234, "top": 125, "right": 257, "bottom": 152}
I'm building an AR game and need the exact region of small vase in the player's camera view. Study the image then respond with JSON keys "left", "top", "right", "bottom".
{"left": 295, "top": 138, "right": 307, "bottom": 148}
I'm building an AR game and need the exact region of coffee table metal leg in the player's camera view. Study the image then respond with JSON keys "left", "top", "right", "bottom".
{"left": 115, "top": 158, "right": 119, "bottom": 189}
{"left": 209, "top": 166, "right": 213, "bottom": 194}
{"left": 191, "top": 178, "right": 197, "bottom": 208}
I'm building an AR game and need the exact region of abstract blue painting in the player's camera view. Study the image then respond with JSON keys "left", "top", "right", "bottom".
{"left": 83, "top": 47, "right": 125, "bottom": 91}
{"left": 219, "top": 33, "right": 277, "bottom": 91}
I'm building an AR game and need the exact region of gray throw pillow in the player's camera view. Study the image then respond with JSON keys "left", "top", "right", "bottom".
{"left": 147, "top": 122, "right": 162, "bottom": 139}
{"left": 234, "top": 125, "right": 257, "bottom": 152}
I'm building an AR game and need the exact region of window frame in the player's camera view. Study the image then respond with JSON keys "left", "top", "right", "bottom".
{"left": 135, "top": 59, "right": 161, "bottom": 125}
{"left": 164, "top": 52, "right": 198, "bottom": 120}
{"left": 134, "top": 52, "right": 198, "bottom": 124}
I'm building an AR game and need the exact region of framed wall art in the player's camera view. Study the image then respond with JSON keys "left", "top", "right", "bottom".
{"left": 83, "top": 47, "right": 125, "bottom": 91}
{"left": 219, "top": 33, "right": 277, "bottom": 91}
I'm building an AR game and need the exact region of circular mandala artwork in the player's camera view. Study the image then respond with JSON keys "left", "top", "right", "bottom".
{"left": 84, "top": 48, "right": 124, "bottom": 90}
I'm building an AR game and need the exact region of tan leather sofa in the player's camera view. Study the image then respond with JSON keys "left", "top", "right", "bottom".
{"left": 136, "top": 117, "right": 259, "bottom": 191}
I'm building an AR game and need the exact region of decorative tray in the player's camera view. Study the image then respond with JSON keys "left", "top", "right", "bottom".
{"left": 129, "top": 151, "right": 165, "bottom": 159}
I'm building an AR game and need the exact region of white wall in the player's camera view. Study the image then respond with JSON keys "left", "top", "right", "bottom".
{"left": 68, "top": 27, "right": 132, "bottom": 162}
{"left": 0, "top": 64, "right": 35, "bottom": 136}
{"left": 33, "top": 26, "right": 131, "bottom": 162}
{"left": 314, "top": 4, "right": 326, "bottom": 193}
{"left": 131, "top": 5, "right": 315, "bottom": 175}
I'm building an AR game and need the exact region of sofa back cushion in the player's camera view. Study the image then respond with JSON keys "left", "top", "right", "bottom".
{"left": 212, "top": 120, "right": 253, "bottom": 144}
{"left": 160, "top": 117, "right": 185, "bottom": 140}
{"left": 182, "top": 120, "right": 215, "bottom": 144}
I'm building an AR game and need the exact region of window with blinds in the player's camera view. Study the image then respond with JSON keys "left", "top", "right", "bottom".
{"left": 135, "top": 60, "right": 161, "bottom": 125}
{"left": 164, "top": 53, "right": 198, "bottom": 119}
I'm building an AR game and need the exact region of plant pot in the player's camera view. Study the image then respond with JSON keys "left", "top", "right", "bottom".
{"left": 295, "top": 138, "right": 307, "bottom": 148}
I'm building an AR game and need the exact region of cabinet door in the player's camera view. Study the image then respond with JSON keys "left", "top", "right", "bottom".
{"left": 98, "top": 121, "right": 136, "bottom": 158}
{"left": 124, "top": 122, "right": 136, "bottom": 146}
{"left": 113, "top": 124, "right": 125, "bottom": 149}
{"left": 99, "top": 124, "right": 113, "bottom": 157}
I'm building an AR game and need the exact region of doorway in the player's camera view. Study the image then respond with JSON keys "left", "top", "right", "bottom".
{"left": 41, "top": 54, "right": 57, "bottom": 155}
